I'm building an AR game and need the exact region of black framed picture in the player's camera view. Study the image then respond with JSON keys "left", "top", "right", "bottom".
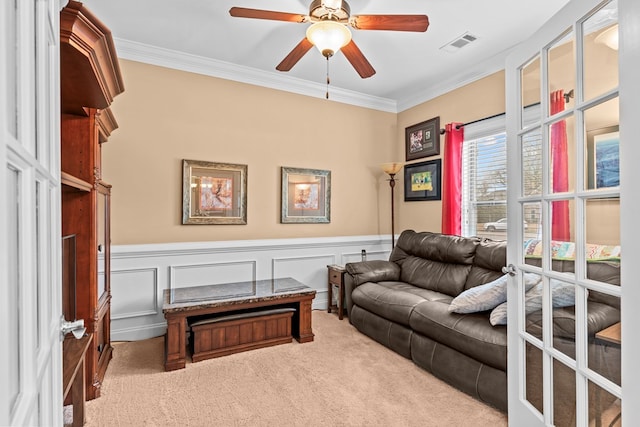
{"left": 404, "top": 159, "right": 442, "bottom": 201}
{"left": 405, "top": 116, "right": 440, "bottom": 161}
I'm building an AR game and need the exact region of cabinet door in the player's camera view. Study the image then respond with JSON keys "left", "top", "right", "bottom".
{"left": 92, "top": 183, "right": 112, "bottom": 399}
{"left": 97, "top": 187, "right": 109, "bottom": 300}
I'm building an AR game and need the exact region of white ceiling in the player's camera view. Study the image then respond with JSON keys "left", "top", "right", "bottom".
{"left": 81, "top": 0, "right": 570, "bottom": 111}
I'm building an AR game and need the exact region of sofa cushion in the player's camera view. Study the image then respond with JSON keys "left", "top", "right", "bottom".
{"left": 390, "top": 230, "right": 479, "bottom": 297}
{"left": 351, "top": 282, "right": 427, "bottom": 326}
{"left": 409, "top": 300, "right": 507, "bottom": 371}
{"left": 373, "top": 281, "right": 453, "bottom": 304}
{"left": 520, "top": 301, "right": 620, "bottom": 340}
{"left": 463, "top": 238, "right": 506, "bottom": 291}
{"left": 391, "top": 230, "right": 479, "bottom": 265}
{"left": 525, "top": 257, "right": 620, "bottom": 309}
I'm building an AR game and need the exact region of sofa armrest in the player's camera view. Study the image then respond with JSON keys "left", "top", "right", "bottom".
{"left": 345, "top": 260, "right": 401, "bottom": 286}
{"left": 344, "top": 260, "right": 400, "bottom": 321}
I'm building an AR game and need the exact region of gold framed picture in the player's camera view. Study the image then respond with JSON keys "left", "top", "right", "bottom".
{"left": 182, "top": 159, "right": 247, "bottom": 225}
{"left": 281, "top": 167, "right": 330, "bottom": 223}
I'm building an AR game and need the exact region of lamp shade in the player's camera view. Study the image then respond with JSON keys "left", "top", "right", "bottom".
{"left": 381, "top": 162, "right": 404, "bottom": 175}
{"left": 306, "top": 21, "right": 352, "bottom": 57}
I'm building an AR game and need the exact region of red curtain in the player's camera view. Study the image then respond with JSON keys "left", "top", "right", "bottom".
{"left": 550, "top": 90, "right": 570, "bottom": 241}
{"left": 441, "top": 123, "right": 464, "bottom": 235}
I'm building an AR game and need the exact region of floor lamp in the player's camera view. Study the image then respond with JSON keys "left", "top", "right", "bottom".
{"left": 381, "top": 162, "right": 404, "bottom": 248}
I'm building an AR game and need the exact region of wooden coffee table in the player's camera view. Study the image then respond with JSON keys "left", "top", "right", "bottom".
{"left": 162, "top": 277, "right": 316, "bottom": 371}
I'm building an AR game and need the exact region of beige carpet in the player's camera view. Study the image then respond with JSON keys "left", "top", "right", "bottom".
{"left": 84, "top": 311, "right": 507, "bottom": 426}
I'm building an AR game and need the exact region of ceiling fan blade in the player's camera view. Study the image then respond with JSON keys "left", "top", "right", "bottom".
{"left": 229, "top": 7, "right": 306, "bottom": 23}
{"left": 341, "top": 40, "right": 376, "bottom": 79}
{"left": 351, "top": 15, "right": 429, "bottom": 32}
{"left": 276, "top": 38, "right": 314, "bottom": 72}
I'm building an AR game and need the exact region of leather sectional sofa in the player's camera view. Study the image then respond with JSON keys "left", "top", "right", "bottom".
{"left": 344, "top": 230, "right": 621, "bottom": 416}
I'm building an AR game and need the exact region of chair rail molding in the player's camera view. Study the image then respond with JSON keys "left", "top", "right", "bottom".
{"left": 110, "top": 234, "right": 392, "bottom": 341}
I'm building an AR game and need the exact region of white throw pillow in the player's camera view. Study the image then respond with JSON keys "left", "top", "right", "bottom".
{"left": 448, "top": 272, "right": 542, "bottom": 314}
{"left": 489, "top": 279, "right": 575, "bottom": 326}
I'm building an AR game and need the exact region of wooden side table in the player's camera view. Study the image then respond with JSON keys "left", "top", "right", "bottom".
{"left": 595, "top": 322, "right": 620, "bottom": 346}
{"left": 594, "top": 322, "right": 621, "bottom": 427}
{"left": 327, "top": 265, "right": 346, "bottom": 320}
{"left": 63, "top": 334, "right": 92, "bottom": 427}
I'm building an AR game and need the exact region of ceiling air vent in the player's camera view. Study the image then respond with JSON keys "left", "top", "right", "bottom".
{"left": 440, "top": 32, "right": 478, "bottom": 53}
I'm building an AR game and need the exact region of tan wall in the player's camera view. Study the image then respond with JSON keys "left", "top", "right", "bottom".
{"left": 395, "top": 71, "right": 507, "bottom": 234}
{"left": 104, "top": 61, "right": 618, "bottom": 246}
{"left": 103, "top": 60, "right": 397, "bottom": 245}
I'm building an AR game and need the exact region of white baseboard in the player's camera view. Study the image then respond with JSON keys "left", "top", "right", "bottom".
{"left": 110, "top": 234, "right": 392, "bottom": 341}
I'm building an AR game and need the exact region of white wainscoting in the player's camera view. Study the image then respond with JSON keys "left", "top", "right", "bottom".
{"left": 110, "top": 234, "right": 392, "bottom": 341}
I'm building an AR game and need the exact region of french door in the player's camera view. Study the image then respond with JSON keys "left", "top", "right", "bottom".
{"left": 506, "top": 0, "right": 640, "bottom": 425}
{"left": 1, "top": 1, "right": 63, "bottom": 426}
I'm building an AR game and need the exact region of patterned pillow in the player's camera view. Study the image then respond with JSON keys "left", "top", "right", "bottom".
{"left": 523, "top": 239, "right": 544, "bottom": 258}
{"left": 586, "top": 243, "right": 621, "bottom": 261}
{"left": 489, "top": 279, "right": 575, "bottom": 326}
{"left": 448, "top": 273, "right": 542, "bottom": 314}
{"left": 523, "top": 239, "right": 576, "bottom": 260}
{"left": 524, "top": 239, "right": 621, "bottom": 261}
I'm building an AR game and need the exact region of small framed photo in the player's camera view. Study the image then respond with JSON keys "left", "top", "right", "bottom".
{"left": 281, "top": 167, "right": 330, "bottom": 223}
{"left": 405, "top": 116, "right": 441, "bottom": 161}
{"left": 404, "top": 159, "right": 441, "bottom": 201}
{"left": 182, "top": 159, "right": 247, "bottom": 225}
{"left": 594, "top": 131, "right": 620, "bottom": 188}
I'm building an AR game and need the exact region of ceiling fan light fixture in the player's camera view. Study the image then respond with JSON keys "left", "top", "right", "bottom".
{"left": 322, "top": 0, "right": 342, "bottom": 11}
{"left": 321, "top": 0, "right": 342, "bottom": 12}
{"left": 306, "top": 21, "right": 352, "bottom": 57}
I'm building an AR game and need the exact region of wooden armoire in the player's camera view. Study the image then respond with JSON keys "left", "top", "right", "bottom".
{"left": 60, "top": 1, "right": 124, "bottom": 400}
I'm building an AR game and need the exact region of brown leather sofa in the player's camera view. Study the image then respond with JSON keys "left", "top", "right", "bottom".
{"left": 344, "top": 230, "right": 620, "bottom": 416}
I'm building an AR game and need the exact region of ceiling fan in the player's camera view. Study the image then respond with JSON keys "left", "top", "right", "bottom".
{"left": 229, "top": 0, "right": 429, "bottom": 79}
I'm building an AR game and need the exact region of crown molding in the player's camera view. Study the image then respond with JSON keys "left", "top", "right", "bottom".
{"left": 395, "top": 48, "right": 512, "bottom": 112}
{"left": 113, "top": 38, "right": 398, "bottom": 113}
{"left": 113, "top": 38, "right": 513, "bottom": 114}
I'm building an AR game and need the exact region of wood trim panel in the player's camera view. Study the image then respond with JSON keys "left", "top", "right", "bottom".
{"left": 60, "top": 1, "right": 124, "bottom": 114}
{"left": 96, "top": 107, "right": 118, "bottom": 143}
{"left": 61, "top": 172, "right": 92, "bottom": 192}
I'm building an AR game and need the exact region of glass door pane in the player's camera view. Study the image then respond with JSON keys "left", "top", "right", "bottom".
{"left": 6, "top": 165, "right": 21, "bottom": 412}
{"left": 548, "top": 30, "right": 576, "bottom": 113}
{"left": 584, "top": 98, "right": 619, "bottom": 190}
{"left": 507, "top": 0, "right": 621, "bottom": 425}
{"left": 584, "top": 0, "right": 619, "bottom": 102}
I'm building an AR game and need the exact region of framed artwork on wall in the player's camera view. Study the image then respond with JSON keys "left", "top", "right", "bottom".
{"left": 594, "top": 131, "right": 620, "bottom": 188}
{"left": 404, "top": 159, "right": 442, "bottom": 201}
{"left": 586, "top": 125, "right": 619, "bottom": 189}
{"left": 405, "top": 116, "right": 441, "bottom": 161}
{"left": 182, "top": 159, "right": 247, "bottom": 225}
{"left": 281, "top": 167, "right": 331, "bottom": 223}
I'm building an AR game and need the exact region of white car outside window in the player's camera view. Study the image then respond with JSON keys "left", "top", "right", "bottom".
{"left": 484, "top": 218, "right": 528, "bottom": 231}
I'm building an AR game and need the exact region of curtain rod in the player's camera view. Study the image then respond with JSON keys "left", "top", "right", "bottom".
{"left": 438, "top": 112, "right": 505, "bottom": 134}
{"left": 438, "top": 101, "right": 545, "bottom": 134}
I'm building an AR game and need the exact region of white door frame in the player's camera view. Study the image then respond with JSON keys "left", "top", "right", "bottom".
{"left": 506, "top": 0, "right": 640, "bottom": 425}
{"left": 1, "top": 1, "right": 63, "bottom": 425}
{"left": 618, "top": 0, "right": 640, "bottom": 424}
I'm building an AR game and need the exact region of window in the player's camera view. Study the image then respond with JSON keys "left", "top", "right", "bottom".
{"left": 462, "top": 107, "right": 541, "bottom": 239}
{"left": 462, "top": 121, "right": 507, "bottom": 239}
